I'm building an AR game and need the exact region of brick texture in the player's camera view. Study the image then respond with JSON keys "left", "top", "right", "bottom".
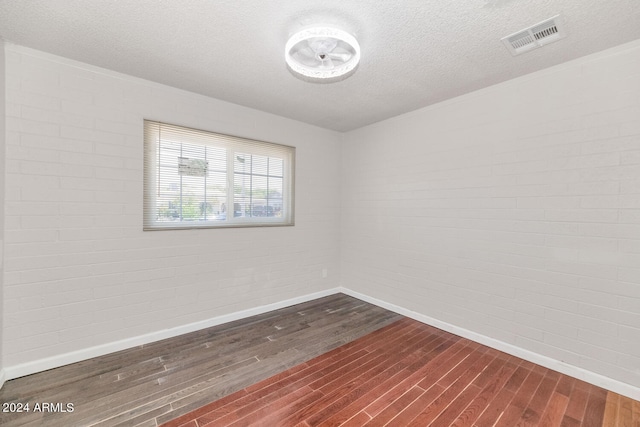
{"left": 3, "top": 38, "right": 640, "bottom": 393}
{"left": 340, "top": 40, "right": 640, "bottom": 388}
{"left": 3, "top": 45, "right": 341, "bottom": 367}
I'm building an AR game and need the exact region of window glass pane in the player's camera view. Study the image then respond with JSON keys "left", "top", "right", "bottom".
{"left": 234, "top": 170, "right": 251, "bottom": 197}
{"left": 233, "top": 198, "right": 250, "bottom": 218}
{"left": 207, "top": 146, "right": 227, "bottom": 172}
{"left": 269, "top": 177, "right": 283, "bottom": 198}
{"left": 155, "top": 139, "right": 227, "bottom": 223}
{"left": 250, "top": 175, "right": 268, "bottom": 217}
{"left": 144, "top": 120, "right": 294, "bottom": 229}
{"left": 252, "top": 155, "right": 269, "bottom": 176}
{"left": 235, "top": 153, "right": 251, "bottom": 173}
{"left": 207, "top": 171, "right": 227, "bottom": 221}
{"left": 180, "top": 175, "right": 204, "bottom": 221}
{"left": 269, "top": 157, "right": 284, "bottom": 177}
{"left": 156, "top": 141, "right": 180, "bottom": 222}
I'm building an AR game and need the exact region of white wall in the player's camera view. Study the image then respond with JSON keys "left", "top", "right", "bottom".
{"left": 341, "top": 40, "right": 640, "bottom": 390}
{"left": 3, "top": 44, "right": 342, "bottom": 370}
{"left": 3, "top": 37, "right": 640, "bottom": 398}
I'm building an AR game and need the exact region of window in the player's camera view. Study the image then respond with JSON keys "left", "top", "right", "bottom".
{"left": 144, "top": 121, "right": 295, "bottom": 230}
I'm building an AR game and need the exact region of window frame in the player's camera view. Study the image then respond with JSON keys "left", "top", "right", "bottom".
{"left": 143, "top": 120, "right": 295, "bottom": 231}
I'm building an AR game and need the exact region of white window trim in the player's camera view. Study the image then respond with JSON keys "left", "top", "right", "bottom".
{"left": 144, "top": 120, "right": 295, "bottom": 230}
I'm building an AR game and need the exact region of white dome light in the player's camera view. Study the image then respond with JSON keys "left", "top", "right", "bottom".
{"left": 285, "top": 27, "right": 360, "bottom": 82}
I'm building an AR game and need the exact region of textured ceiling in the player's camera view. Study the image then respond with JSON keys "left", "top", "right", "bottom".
{"left": 1, "top": 0, "right": 639, "bottom": 132}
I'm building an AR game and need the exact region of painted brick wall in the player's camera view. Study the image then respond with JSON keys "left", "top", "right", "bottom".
{"left": 341, "top": 40, "right": 640, "bottom": 388}
{"left": 3, "top": 45, "right": 341, "bottom": 367}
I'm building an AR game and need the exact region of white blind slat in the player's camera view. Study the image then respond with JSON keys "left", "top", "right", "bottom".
{"left": 144, "top": 120, "right": 295, "bottom": 230}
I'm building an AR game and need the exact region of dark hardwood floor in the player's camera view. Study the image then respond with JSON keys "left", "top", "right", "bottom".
{"left": 160, "top": 317, "right": 640, "bottom": 427}
{"left": 1, "top": 293, "right": 638, "bottom": 426}
{"left": 0, "top": 294, "right": 402, "bottom": 426}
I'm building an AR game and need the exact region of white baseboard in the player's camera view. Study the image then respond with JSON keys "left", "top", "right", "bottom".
{"left": 339, "top": 287, "right": 640, "bottom": 402}
{"left": 3, "top": 288, "right": 341, "bottom": 383}
{"left": 4, "top": 286, "right": 640, "bottom": 402}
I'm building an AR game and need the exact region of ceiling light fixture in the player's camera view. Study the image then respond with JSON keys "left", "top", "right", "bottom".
{"left": 285, "top": 27, "right": 360, "bottom": 83}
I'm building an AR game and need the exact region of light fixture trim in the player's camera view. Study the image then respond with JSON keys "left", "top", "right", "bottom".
{"left": 285, "top": 26, "right": 361, "bottom": 81}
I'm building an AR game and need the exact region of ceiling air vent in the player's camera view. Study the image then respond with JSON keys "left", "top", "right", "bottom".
{"left": 501, "top": 15, "right": 566, "bottom": 56}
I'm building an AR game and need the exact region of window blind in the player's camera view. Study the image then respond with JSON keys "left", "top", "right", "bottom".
{"left": 143, "top": 120, "right": 295, "bottom": 230}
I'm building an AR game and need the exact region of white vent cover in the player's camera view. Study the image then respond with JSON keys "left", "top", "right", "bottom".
{"left": 501, "top": 15, "right": 566, "bottom": 56}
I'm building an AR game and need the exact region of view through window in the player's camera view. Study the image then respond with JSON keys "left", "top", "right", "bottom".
{"left": 144, "top": 121, "right": 295, "bottom": 230}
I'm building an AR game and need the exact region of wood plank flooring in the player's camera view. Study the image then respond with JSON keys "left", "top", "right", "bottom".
{"left": 1, "top": 293, "right": 639, "bottom": 426}
{"left": 602, "top": 391, "right": 640, "bottom": 426}
{"left": 160, "top": 317, "right": 640, "bottom": 427}
{"left": 0, "top": 294, "right": 402, "bottom": 426}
